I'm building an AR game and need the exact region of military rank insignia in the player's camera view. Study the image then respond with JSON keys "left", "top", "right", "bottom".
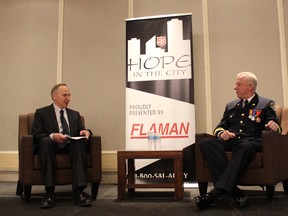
{"left": 248, "top": 109, "right": 261, "bottom": 122}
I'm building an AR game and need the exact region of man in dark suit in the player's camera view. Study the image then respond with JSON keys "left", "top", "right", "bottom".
{"left": 196, "top": 72, "right": 281, "bottom": 210}
{"left": 32, "top": 83, "right": 92, "bottom": 209}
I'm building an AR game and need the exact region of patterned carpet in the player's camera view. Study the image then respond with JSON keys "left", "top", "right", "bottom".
{"left": 0, "top": 182, "right": 288, "bottom": 216}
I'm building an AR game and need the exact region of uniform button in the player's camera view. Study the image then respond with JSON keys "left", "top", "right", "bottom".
{"left": 239, "top": 129, "right": 242, "bottom": 132}
{"left": 238, "top": 136, "right": 241, "bottom": 139}
{"left": 240, "top": 121, "right": 243, "bottom": 124}
{"left": 241, "top": 113, "right": 245, "bottom": 116}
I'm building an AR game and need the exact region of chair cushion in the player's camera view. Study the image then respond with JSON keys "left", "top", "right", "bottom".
{"left": 204, "top": 152, "right": 263, "bottom": 169}
{"left": 33, "top": 154, "right": 92, "bottom": 169}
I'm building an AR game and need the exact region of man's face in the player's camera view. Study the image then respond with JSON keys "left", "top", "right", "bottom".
{"left": 52, "top": 85, "right": 71, "bottom": 109}
{"left": 234, "top": 77, "right": 252, "bottom": 99}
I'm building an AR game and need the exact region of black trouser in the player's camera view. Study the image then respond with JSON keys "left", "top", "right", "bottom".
{"left": 36, "top": 137, "right": 88, "bottom": 191}
{"left": 199, "top": 137, "right": 262, "bottom": 194}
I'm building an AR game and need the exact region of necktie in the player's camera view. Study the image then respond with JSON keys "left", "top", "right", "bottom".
{"left": 243, "top": 100, "right": 249, "bottom": 108}
{"left": 60, "top": 110, "right": 70, "bottom": 135}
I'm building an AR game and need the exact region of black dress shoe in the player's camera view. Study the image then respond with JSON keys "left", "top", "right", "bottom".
{"left": 233, "top": 190, "right": 248, "bottom": 208}
{"left": 40, "top": 193, "right": 55, "bottom": 209}
{"left": 73, "top": 192, "right": 92, "bottom": 207}
{"left": 196, "top": 191, "right": 215, "bottom": 210}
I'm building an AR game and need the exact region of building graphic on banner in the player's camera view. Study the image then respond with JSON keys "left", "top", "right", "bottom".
{"left": 127, "top": 18, "right": 192, "bottom": 82}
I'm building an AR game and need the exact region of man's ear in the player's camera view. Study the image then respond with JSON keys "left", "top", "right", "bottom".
{"left": 52, "top": 93, "right": 56, "bottom": 100}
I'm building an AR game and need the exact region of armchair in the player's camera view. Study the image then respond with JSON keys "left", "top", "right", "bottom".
{"left": 16, "top": 113, "right": 102, "bottom": 202}
{"left": 195, "top": 105, "right": 288, "bottom": 202}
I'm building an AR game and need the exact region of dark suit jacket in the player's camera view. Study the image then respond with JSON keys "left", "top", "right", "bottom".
{"left": 213, "top": 93, "right": 281, "bottom": 139}
{"left": 32, "top": 104, "right": 85, "bottom": 145}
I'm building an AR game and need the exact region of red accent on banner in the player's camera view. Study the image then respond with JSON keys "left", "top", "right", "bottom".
{"left": 130, "top": 135, "right": 189, "bottom": 139}
{"left": 157, "top": 36, "right": 166, "bottom": 47}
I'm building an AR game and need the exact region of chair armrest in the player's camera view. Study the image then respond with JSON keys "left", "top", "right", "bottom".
{"left": 195, "top": 133, "right": 214, "bottom": 181}
{"left": 18, "top": 135, "right": 34, "bottom": 184}
{"left": 88, "top": 135, "right": 102, "bottom": 180}
{"left": 262, "top": 131, "right": 288, "bottom": 180}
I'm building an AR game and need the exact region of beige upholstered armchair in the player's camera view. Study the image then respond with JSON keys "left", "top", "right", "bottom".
{"left": 16, "top": 113, "right": 102, "bottom": 202}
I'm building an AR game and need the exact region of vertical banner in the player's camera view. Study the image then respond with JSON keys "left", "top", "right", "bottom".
{"left": 126, "top": 14, "right": 195, "bottom": 182}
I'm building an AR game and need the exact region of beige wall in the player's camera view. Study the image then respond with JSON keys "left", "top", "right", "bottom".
{"left": 62, "top": 0, "right": 128, "bottom": 151}
{"left": 208, "top": 0, "right": 284, "bottom": 126}
{"left": 0, "top": 0, "right": 287, "bottom": 173}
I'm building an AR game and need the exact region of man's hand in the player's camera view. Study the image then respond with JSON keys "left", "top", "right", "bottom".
{"left": 265, "top": 120, "right": 279, "bottom": 132}
{"left": 80, "top": 130, "right": 90, "bottom": 139}
{"left": 53, "top": 133, "right": 69, "bottom": 144}
{"left": 220, "top": 130, "right": 236, "bottom": 141}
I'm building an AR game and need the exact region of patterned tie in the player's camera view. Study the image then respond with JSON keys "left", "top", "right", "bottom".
{"left": 60, "top": 110, "right": 70, "bottom": 135}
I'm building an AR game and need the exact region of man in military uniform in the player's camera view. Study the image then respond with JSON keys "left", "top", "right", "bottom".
{"left": 196, "top": 72, "right": 281, "bottom": 210}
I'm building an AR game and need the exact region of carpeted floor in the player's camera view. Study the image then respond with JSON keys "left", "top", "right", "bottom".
{"left": 0, "top": 182, "right": 288, "bottom": 216}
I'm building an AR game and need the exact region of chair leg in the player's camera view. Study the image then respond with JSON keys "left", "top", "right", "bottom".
{"left": 16, "top": 180, "right": 23, "bottom": 196}
{"left": 266, "top": 185, "right": 275, "bottom": 203}
{"left": 23, "top": 185, "right": 32, "bottom": 203}
{"left": 198, "top": 182, "right": 208, "bottom": 195}
{"left": 91, "top": 182, "right": 100, "bottom": 201}
{"left": 282, "top": 180, "right": 288, "bottom": 194}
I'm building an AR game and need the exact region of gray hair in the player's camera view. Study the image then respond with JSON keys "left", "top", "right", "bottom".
{"left": 237, "top": 72, "right": 257, "bottom": 90}
{"left": 50, "top": 83, "right": 67, "bottom": 99}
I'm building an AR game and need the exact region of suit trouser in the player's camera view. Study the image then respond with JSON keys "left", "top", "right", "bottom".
{"left": 199, "top": 137, "right": 262, "bottom": 194}
{"left": 37, "top": 137, "right": 87, "bottom": 191}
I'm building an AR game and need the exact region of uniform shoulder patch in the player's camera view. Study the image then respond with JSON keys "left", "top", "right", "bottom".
{"left": 270, "top": 101, "right": 275, "bottom": 111}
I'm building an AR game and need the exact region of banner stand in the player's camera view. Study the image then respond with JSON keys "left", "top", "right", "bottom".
{"left": 126, "top": 14, "right": 195, "bottom": 183}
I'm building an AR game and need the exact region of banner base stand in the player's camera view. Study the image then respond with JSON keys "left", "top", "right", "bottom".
{"left": 183, "top": 182, "right": 198, "bottom": 188}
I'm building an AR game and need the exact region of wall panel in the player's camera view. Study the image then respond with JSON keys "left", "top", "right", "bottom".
{"left": 62, "top": 0, "right": 128, "bottom": 150}
{"left": 284, "top": 0, "right": 288, "bottom": 88}
{"left": 0, "top": 0, "right": 59, "bottom": 151}
{"left": 208, "top": 0, "right": 283, "bottom": 127}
